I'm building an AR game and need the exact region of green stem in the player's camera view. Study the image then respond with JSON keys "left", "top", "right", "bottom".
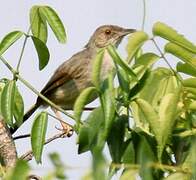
{"left": 16, "top": 26, "right": 32, "bottom": 72}
{"left": 141, "top": 0, "right": 146, "bottom": 31}
{"left": 0, "top": 55, "right": 75, "bottom": 120}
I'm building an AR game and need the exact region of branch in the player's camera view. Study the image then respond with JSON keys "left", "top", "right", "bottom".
{"left": 0, "top": 116, "right": 17, "bottom": 168}
{"left": 20, "top": 132, "right": 69, "bottom": 161}
{"left": 13, "top": 134, "right": 30, "bottom": 140}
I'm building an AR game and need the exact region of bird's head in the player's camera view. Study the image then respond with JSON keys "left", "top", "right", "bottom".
{"left": 85, "top": 25, "right": 136, "bottom": 49}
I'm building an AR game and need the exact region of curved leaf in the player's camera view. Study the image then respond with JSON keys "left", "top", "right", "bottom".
{"left": 0, "top": 78, "right": 9, "bottom": 115}
{"left": 91, "top": 49, "right": 104, "bottom": 89}
{"left": 135, "top": 98, "right": 159, "bottom": 136}
{"left": 74, "top": 87, "right": 97, "bottom": 129}
{"left": 39, "top": 6, "right": 66, "bottom": 43}
{"left": 78, "top": 107, "right": 104, "bottom": 153}
{"left": 31, "top": 36, "right": 50, "bottom": 70}
{"left": 1, "top": 80, "right": 16, "bottom": 126}
{"left": 0, "top": 31, "right": 24, "bottom": 55}
{"left": 134, "top": 53, "right": 160, "bottom": 67}
{"left": 165, "top": 42, "right": 196, "bottom": 68}
{"left": 126, "top": 31, "right": 149, "bottom": 63}
{"left": 183, "top": 78, "right": 196, "bottom": 88}
{"left": 13, "top": 86, "right": 24, "bottom": 127}
{"left": 107, "top": 45, "right": 138, "bottom": 81}
{"left": 153, "top": 22, "right": 196, "bottom": 53}
{"left": 157, "top": 92, "right": 180, "bottom": 160}
{"left": 177, "top": 62, "right": 196, "bottom": 77}
{"left": 31, "top": 112, "right": 48, "bottom": 163}
{"left": 101, "top": 73, "right": 116, "bottom": 138}
{"left": 30, "top": 6, "right": 48, "bottom": 43}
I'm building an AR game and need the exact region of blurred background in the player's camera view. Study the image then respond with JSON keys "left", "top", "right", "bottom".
{"left": 0, "top": 0, "right": 196, "bottom": 179}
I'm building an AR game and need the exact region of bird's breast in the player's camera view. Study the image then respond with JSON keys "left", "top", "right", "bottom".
{"left": 93, "top": 51, "right": 114, "bottom": 81}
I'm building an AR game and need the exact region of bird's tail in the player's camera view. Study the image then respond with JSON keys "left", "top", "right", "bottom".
{"left": 23, "top": 103, "right": 40, "bottom": 121}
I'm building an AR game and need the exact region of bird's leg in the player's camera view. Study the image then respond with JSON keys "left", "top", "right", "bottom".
{"left": 51, "top": 108, "right": 73, "bottom": 137}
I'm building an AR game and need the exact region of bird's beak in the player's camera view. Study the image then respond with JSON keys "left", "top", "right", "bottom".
{"left": 121, "top": 28, "right": 136, "bottom": 36}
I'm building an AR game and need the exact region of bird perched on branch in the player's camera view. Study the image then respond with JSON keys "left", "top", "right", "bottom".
{"left": 13, "top": 25, "right": 136, "bottom": 134}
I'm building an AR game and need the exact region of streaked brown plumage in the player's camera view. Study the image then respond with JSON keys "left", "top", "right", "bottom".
{"left": 24, "top": 25, "right": 136, "bottom": 122}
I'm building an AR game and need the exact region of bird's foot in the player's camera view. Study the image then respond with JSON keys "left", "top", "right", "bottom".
{"left": 55, "top": 121, "right": 73, "bottom": 137}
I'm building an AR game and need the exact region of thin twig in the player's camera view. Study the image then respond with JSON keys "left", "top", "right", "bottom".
{"left": 13, "top": 134, "right": 30, "bottom": 140}
{"left": 20, "top": 132, "right": 69, "bottom": 161}
{"left": 151, "top": 38, "right": 183, "bottom": 84}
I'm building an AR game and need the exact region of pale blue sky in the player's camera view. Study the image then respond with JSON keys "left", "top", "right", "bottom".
{"left": 0, "top": 1, "right": 196, "bottom": 179}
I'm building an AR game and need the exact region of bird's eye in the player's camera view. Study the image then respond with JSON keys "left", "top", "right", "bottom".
{"left": 105, "top": 29, "right": 111, "bottom": 35}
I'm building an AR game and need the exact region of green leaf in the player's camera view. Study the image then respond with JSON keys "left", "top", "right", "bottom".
{"left": 126, "top": 31, "right": 149, "bottom": 63}
{"left": 39, "top": 6, "right": 66, "bottom": 43}
{"left": 183, "top": 77, "right": 196, "bottom": 88}
{"left": 134, "top": 53, "right": 160, "bottom": 67}
{"left": 137, "top": 135, "right": 156, "bottom": 180}
{"left": 0, "top": 78, "right": 9, "bottom": 115}
{"left": 101, "top": 73, "right": 116, "bottom": 138}
{"left": 182, "top": 137, "right": 196, "bottom": 179}
{"left": 6, "top": 160, "right": 30, "bottom": 180}
{"left": 177, "top": 62, "right": 196, "bottom": 77}
{"left": 74, "top": 87, "right": 97, "bottom": 129}
{"left": 165, "top": 42, "right": 196, "bottom": 69}
{"left": 78, "top": 107, "right": 104, "bottom": 153}
{"left": 157, "top": 92, "right": 180, "bottom": 160}
{"left": 92, "top": 148, "right": 106, "bottom": 180}
{"left": 1, "top": 80, "right": 16, "bottom": 126}
{"left": 117, "top": 68, "right": 130, "bottom": 95}
{"left": 31, "top": 36, "right": 50, "bottom": 70}
{"left": 30, "top": 6, "right": 48, "bottom": 43}
{"left": 153, "top": 22, "right": 196, "bottom": 53}
{"left": 135, "top": 89, "right": 180, "bottom": 161}
{"left": 135, "top": 98, "right": 159, "bottom": 135}
{"left": 31, "top": 112, "right": 48, "bottom": 163}
{"left": 107, "top": 115, "right": 128, "bottom": 163}
{"left": 0, "top": 31, "right": 23, "bottom": 55}
{"left": 13, "top": 86, "right": 24, "bottom": 127}
{"left": 91, "top": 49, "right": 104, "bottom": 89}
{"left": 107, "top": 45, "right": 138, "bottom": 81}
{"left": 128, "top": 53, "right": 160, "bottom": 92}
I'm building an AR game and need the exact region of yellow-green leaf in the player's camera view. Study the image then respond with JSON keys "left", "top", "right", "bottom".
{"left": 39, "top": 6, "right": 66, "bottom": 43}
{"left": 30, "top": 6, "right": 48, "bottom": 43}
{"left": 13, "top": 86, "right": 24, "bottom": 127}
{"left": 107, "top": 45, "right": 138, "bottom": 81}
{"left": 153, "top": 22, "right": 196, "bottom": 53}
{"left": 165, "top": 42, "right": 196, "bottom": 69}
{"left": 91, "top": 49, "right": 104, "bottom": 89}
{"left": 74, "top": 87, "right": 97, "bottom": 129}
{"left": 0, "top": 31, "right": 24, "bottom": 55}
{"left": 183, "top": 78, "right": 196, "bottom": 88}
{"left": 1, "top": 80, "right": 16, "bottom": 126}
{"left": 177, "top": 62, "right": 196, "bottom": 77}
{"left": 31, "top": 112, "right": 48, "bottom": 163}
{"left": 126, "top": 31, "right": 149, "bottom": 63}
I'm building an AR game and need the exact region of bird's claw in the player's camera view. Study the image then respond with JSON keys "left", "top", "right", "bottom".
{"left": 55, "top": 123, "right": 73, "bottom": 137}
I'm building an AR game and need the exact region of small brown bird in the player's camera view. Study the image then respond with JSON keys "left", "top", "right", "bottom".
{"left": 21, "top": 25, "right": 135, "bottom": 133}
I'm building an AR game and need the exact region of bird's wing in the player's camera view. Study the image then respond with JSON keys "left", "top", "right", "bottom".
{"left": 40, "top": 48, "right": 92, "bottom": 96}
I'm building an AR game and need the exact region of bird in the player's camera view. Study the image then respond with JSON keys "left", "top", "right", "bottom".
{"left": 13, "top": 25, "right": 136, "bottom": 134}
